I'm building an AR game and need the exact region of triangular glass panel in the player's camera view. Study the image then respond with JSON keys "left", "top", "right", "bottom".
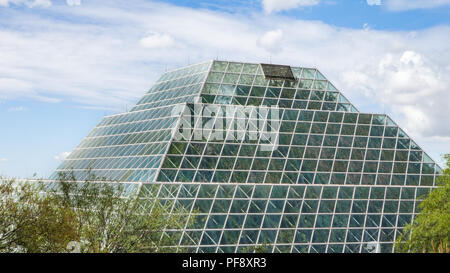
{"left": 291, "top": 67, "right": 302, "bottom": 78}
{"left": 327, "top": 82, "right": 338, "bottom": 91}
{"left": 386, "top": 116, "right": 396, "bottom": 126}
{"left": 410, "top": 140, "right": 420, "bottom": 150}
{"left": 315, "top": 70, "right": 327, "bottom": 80}
{"left": 350, "top": 106, "right": 359, "bottom": 113}
{"left": 398, "top": 129, "right": 407, "bottom": 138}
{"left": 338, "top": 94, "right": 350, "bottom": 103}
{"left": 423, "top": 153, "right": 434, "bottom": 163}
{"left": 255, "top": 65, "right": 263, "bottom": 75}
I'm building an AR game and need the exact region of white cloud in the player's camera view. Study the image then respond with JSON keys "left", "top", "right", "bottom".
{"left": 54, "top": 152, "right": 71, "bottom": 161}
{"left": 0, "top": 0, "right": 51, "bottom": 8}
{"left": 366, "top": 0, "right": 450, "bottom": 10}
{"left": 66, "top": 0, "right": 81, "bottom": 6}
{"left": 140, "top": 33, "right": 175, "bottom": 49}
{"left": 385, "top": 0, "right": 450, "bottom": 11}
{"left": 0, "top": 158, "right": 7, "bottom": 162}
{"left": 262, "top": 0, "right": 320, "bottom": 13}
{"left": 342, "top": 49, "right": 448, "bottom": 138}
{"left": 378, "top": 51, "right": 445, "bottom": 135}
{"left": 0, "top": 0, "right": 448, "bottom": 162}
{"left": 259, "top": 29, "right": 283, "bottom": 51}
{"left": 30, "top": 0, "right": 50, "bottom": 7}
{"left": 367, "top": 0, "right": 381, "bottom": 6}
{"left": 0, "top": 0, "right": 17, "bottom": 6}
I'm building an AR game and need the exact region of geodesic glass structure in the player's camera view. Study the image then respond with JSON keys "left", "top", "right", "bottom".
{"left": 49, "top": 60, "right": 441, "bottom": 253}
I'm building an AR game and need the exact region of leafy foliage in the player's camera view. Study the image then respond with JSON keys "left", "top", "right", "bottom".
{"left": 0, "top": 180, "right": 78, "bottom": 252}
{"left": 395, "top": 154, "right": 450, "bottom": 253}
{"left": 54, "top": 172, "right": 191, "bottom": 253}
{"left": 0, "top": 171, "right": 193, "bottom": 253}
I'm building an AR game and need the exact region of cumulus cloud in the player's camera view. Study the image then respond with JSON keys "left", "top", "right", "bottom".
{"left": 66, "top": 0, "right": 81, "bottom": 6}
{"left": 54, "top": 152, "right": 71, "bottom": 161}
{"left": 367, "top": 0, "right": 381, "bottom": 6}
{"left": 366, "top": 0, "right": 450, "bottom": 10}
{"left": 29, "top": 0, "right": 50, "bottom": 7}
{"left": 385, "top": 0, "right": 450, "bottom": 11}
{"left": 379, "top": 51, "right": 445, "bottom": 135}
{"left": 0, "top": 0, "right": 51, "bottom": 7}
{"left": 139, "top": 32, "right": 175, "bottom": 49}
{"left": 0, "top": 0, "right": 448, "bottom": 161}
{"left": 262, "top": 0, "right": 320, "bottom": 13}
{"left": 342, "top": 49, "right": 449, "bottom": 138}
{"left": 259, "top": 29, "right": 283, "bottom": 51}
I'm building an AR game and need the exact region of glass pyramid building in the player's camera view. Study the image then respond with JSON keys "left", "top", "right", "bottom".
{"left": 49, "top": 60, "right": 442, "bottom": 253}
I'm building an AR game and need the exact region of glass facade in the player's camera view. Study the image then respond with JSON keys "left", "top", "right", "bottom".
{"left": 50, "top": 60, "right": 441, "bottom": 253}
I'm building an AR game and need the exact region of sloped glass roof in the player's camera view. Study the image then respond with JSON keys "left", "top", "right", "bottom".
{"left": 49, "top": 60, "right": 441, "bottom": 254}
{"left": 201, "top": 61, "right": 358, "bottom": 113}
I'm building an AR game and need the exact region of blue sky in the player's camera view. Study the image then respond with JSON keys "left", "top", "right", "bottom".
{"left": 0, "top": 0, "right": 449, "bottom": 178}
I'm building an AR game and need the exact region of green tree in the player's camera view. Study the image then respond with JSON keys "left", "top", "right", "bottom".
{"left": 0, "top": 179, "right": 78, "bottom": 253}
{"left": 54, "top": 171, "right": 192, "bottom": 253}
{"left": 1, "top": 172, "right": 194, "bottom": 253}
{"left": 395, "top": 154, "right": 450, "bottom": 253}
